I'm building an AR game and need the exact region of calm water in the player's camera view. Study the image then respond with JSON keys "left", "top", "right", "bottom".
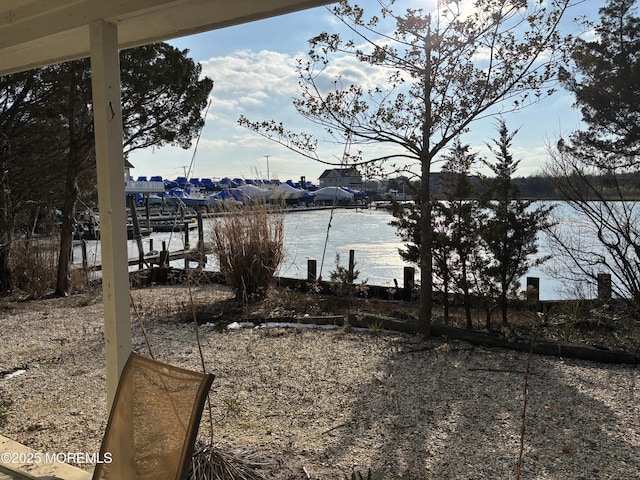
{"left": 278, "top": 208, "right": 408, "bottom": 285}
{"left": 76, "top": 208, "right": 407, "bottom": 283}
{"left": 76, "top": 206, "right": 566, "bottom": 300}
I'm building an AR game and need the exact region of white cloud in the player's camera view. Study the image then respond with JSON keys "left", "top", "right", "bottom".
{"left": 197, "top": 138, "right": 232, "bottom": 149}
{"left": 236, "top": 95, "right": 266, "bottom": 107}
{"left": 209, "top": 96, "right": 237, "bottom": 112}
{"left": 202, "top": 50, "right": 302, "bottom": 102}
{"left": 234, "top": 132, "right": 276, "bottom": 148}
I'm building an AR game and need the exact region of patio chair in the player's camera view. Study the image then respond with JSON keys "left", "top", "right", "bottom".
{"left": 92, "top": 353, "right": 214, "bottom": 480}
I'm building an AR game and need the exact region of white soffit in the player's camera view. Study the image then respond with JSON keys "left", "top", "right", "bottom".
{"left": 0, "top": 0, "right": 334, "bottom": 75}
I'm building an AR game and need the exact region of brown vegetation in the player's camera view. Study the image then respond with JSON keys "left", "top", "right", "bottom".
{"left": 209, "top": 203, "right": 284, "bottom": 302}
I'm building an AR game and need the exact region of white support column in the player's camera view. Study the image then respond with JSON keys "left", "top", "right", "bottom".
{"left": 89, "top": 20, "right": 131, "bottom": 410}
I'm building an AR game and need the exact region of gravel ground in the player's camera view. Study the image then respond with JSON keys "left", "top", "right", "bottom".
{"left": 0, "top": 284, "right": 638, "bottom": 479}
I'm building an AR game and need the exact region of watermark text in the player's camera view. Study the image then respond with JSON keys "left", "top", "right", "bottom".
{"left": 0, "top": 451, "right": 112, "bottom": 465}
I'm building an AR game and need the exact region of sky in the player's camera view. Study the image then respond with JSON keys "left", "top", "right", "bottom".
{"left": 127, "top": 0, "right": 600, "bottom": 184}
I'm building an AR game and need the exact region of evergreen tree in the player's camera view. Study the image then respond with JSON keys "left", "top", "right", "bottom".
{"left": 0, "top": 134, "right": 11, "bottom": 292}
{"left": 480, "top": 120, "right": 552, "bottom": 327}
{"left": 389, "top": 180, "right": 421, "bottom": 266}
{"left": 559, "top": 0, "right": 640, "bottom": 165}
{"left": 0, "top": 43, "right": 213, "bottom": 295}
{"left": 435, "top": 139, "right": 485, "bottom": 328}
{"left": 546, "top": 0, "right": 640, "bottom": 305}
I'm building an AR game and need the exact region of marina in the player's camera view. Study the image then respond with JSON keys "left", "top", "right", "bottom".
{"left": 72, "top": 172, "right": 613, "bottom": 302}
{"left": 75, "top": 171, "right": 376, "bottom": 243}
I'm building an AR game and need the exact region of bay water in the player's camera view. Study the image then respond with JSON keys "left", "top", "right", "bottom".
{"left": 75, "top": 206, "right": 567, "bottom": 300}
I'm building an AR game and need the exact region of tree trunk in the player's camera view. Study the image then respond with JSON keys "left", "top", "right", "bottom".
{"left": 418, "top": 34, "right": 434, "bottom": 337}
{"left": 0, "top": 244, "right": 10, "bottom": 293}
{"left": 442, "top": 272, "right": 449, "bottom": 323}
{"left": 464, "top": 301, "right": 472, "bottom": 329}
{"left": 55, "top": 64, "right": 94, "bottom": 297}
{"left": 501, "top": 276, "right": 509, "bottom": 326}
{"left": 461, "top": 262, "right": 472, "bottom": 328}
{"left": 55, "top": 166, "right": 80, "bottom": 296}
{"left": 0, "top": 146, "right": 12, "bottom": 293}
{"left": 418, "top": 157, "right": 433, "bottom": 336}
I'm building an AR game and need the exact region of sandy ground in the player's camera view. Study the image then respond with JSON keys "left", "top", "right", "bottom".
{"left": 0, "top": 284, "right": 638, "bottom": 479}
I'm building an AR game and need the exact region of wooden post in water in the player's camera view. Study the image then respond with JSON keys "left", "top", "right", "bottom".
{"left": 128, "top": 195, "right": 145, "bottom": 270}
{"left": 348, "top": 249, "right": 355, "bottom": 283}
{"left": 597, "top": 273, "right": 612, "bottom": 300}
{"left": 145, "top": 195, "right": 151, "bottom": 230}
{"left": 403, "top": 266, "right": 415, "bottom": 301}
{"left": 307, "top": 259, "right": 317, "bottom": 281}
{"left": 159, "top": 241, "right": 169, "bottom": 268}
{"left": 184, "top": 222, "right": 190, "bottom": 249}
{"left": 155, "top": 240, "right": 169, "bottom": 284}
{"left": 184, "top": 222, "right": 190, "bottom": 269}
{"left": 197, "top": 212, "right": 205, "bottom": 269}
{"left": 526, "top": 277, "right": 540, "bottom": 303}
{"left": 81, "top": 239, "right": 88, "bottom": 271}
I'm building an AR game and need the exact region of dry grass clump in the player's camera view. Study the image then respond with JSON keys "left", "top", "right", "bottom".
{"left": 209, "top": 202, "right": 284, "bottom": 302}
{"left": 8, "top": 234, "right": 92, "bottom": 298}
{"left": 9, "top": 236, "right": 58, "bottom": 298}
{"left": 188, "top": 442, "right": 270, "bottom": 480}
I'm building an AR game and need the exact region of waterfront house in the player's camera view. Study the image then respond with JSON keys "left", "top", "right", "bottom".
{"left": 318, "top": 167, "right": 363, "bottom": 189}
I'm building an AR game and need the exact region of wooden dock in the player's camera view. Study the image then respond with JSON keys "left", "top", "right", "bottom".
{"left": 81, "top": 248, "right": 204, "bottom": 271}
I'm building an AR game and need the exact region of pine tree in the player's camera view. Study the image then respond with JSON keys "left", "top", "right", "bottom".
{"left": 0, "top": 43, "right": 213, "bottom": 295}
{"left": 546, "top": 0, "right": 640, "bottom": 306}
{"left": 559, "top": 0, "right": 640, "bottom": 165}
{"left": 480, "top": 120, "right": 552, "bottom": 328}
{"left": 433, "top": 139, "right": 485, "bottom": 328}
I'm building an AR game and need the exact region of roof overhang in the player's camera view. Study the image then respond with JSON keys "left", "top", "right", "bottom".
{"left": 0, "top": 0, "right": 334, "bottom": 75}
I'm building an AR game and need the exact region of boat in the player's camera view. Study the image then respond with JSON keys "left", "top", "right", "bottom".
{"left": 312, "top": 186, "right": 355, "bottom": 203}
{"left": 271, "top": 182, "right": 307, "bottom": 200}
{"left": 163, "top": 187, "right": 209, "bottom": 208}
{"left": 237, "top": 184, "right": 273, "bottom": 202}
{"left": 209, "top": 188, "right": 248, "bottom": 205}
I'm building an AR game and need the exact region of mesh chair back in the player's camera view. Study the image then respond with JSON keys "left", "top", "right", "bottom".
{"left": 92, "top": 353, "right": 214, "bottom": 480}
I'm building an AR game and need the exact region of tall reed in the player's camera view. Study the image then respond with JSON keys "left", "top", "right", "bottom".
{"left": 209, "top": 201, "right": 284, "bottom": 301}
{"left": 10, "top": 235, "right": 59, "bottom": 298}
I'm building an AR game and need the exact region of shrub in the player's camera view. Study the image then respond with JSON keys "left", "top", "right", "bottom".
{"left": 210, "top": 201, "right": 284, "bottom": 301}
{"left": 329, "top": 252, "right": 368, "bottom": 299}
{"left": 10, "top": 235, "right": 58, "bottom": 298}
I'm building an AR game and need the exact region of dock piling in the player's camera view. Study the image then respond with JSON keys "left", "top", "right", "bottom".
{"left": 348, "top": 249, "right": 355, "bottom": 283}
{"left": 403, "top": 267, "right": 415, "bottom": 301}
{"left": 159, "top": 241, "right": 169, "bottom": 268}
{"left": 184, "top": 222, "right": 190, "bottom": 249}
{"left": 597, "top": 273, "right": 612, "bottom": 300}
{"left": 81, "top": 240, "right": 88, "bottom": 271}
{"left": 128, "top": 195, "right": 145, "bottom": 270}
{"left": 526, "top": 277, "right": 540, "bottom": 303}
{"left": 197, "top": 213, "right": 205, "bottom": 269}
{"left": 307, "top": 259, "right": 317, "bottom": 281}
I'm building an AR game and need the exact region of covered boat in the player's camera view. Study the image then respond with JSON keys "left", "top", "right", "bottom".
{"left": 313, "top": 186, "right": 355, "bottom": 202}
{"left": 238, "top": 184, "right": 273, "bottom": 202}
{"left": 271, "top": 182, "right": 306, "bottom": 200}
